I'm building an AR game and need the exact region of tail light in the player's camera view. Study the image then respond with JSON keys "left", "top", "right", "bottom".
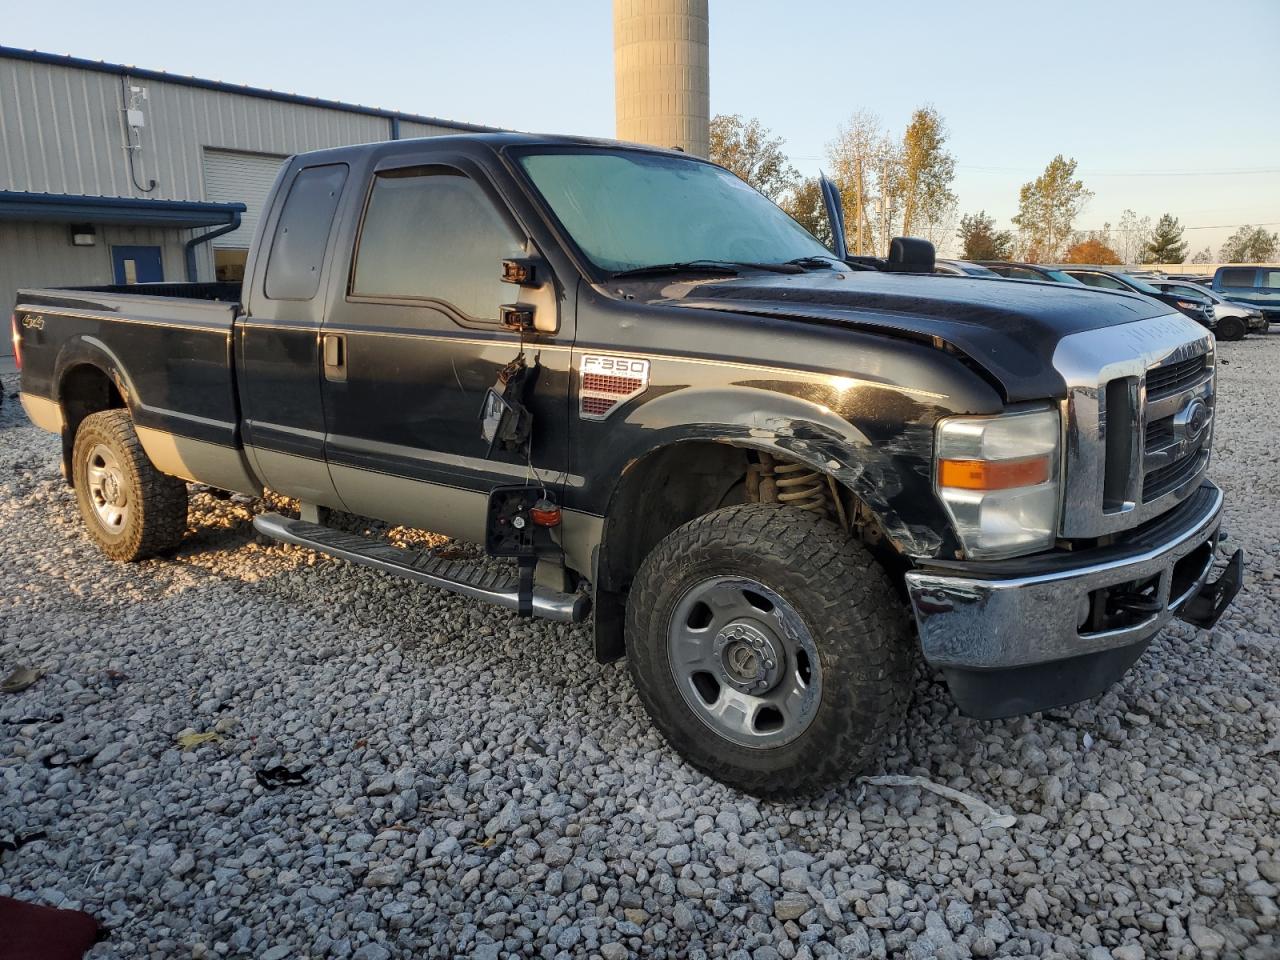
{"left": 9, "top": 313, "right": 20, "bottom": 372}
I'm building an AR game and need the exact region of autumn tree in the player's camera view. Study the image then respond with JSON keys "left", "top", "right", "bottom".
{"left": 1063, "top": 238, "right": 1122, "bottom": 264}
{"left": 781, "top": 177, "right": 833, "bottom": 248}
{"left": 826, "top": 107, "right": 958, "bottom": 256}
{"left": 1012, "top": 155, "right": 1092, "bottom": 262}
{"left": 1219, "top": 225, "right": 1279, "bottom": 263}
{"left": 709, "top": 114, "right": 798, "bottom": 201}
{"left": 898, "top": 106, "right": 957, "bottom": 238}
{"left": 957, "top": 210, "right": 1014, "bottom": 261}
{"left": 1144, "top": 214, "right": 1188, "bottom": 264}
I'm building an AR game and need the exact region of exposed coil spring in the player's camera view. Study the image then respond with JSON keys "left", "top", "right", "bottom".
{"left": 746, "top": 453, "right": 848, "bottom": 528}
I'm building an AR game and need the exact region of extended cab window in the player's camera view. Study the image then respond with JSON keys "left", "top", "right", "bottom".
{"left": 350, "top": 168, "right": 523, "bottom": 321}
{"left": 265, "top": 164, "right": 349, "bottom": 300}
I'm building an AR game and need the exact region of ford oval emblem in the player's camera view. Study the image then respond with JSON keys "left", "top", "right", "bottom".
{"left": 1181, "top": 397, "right": 1209, "bottom": 443}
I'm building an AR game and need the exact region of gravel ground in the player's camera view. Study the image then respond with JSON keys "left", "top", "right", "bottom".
{"left": 1, "top": 336, "right": 1278, "bottom": 960}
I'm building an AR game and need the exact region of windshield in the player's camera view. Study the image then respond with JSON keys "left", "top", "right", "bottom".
{"left": 516, "top": 148, "right": 834, "bottom": 274}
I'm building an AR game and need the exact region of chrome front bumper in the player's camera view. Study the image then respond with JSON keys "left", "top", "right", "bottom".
{"left": 906, "top": 481, "right": 1234, "bottom": 674}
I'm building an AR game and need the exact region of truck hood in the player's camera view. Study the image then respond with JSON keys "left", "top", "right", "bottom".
{"left": 659, "top": 270, "right": 1170, "bottom": 402}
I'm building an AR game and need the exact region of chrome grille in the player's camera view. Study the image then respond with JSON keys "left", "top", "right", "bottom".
{"left": 1143, "top": 448, "right": 1207, "bottom": 501}
{"left": 1054, "top": 314, "right": 1216, "bottom": 539}
{"left": 1146, "top": 355, "right": 1207, "bottom": 400}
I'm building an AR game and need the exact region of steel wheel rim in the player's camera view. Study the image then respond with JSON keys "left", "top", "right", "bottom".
{"left": 666, "top": 575, "right": 822, "bottom": 748}
{"left": 86, "top": 443, "right": 130, "bottom": 534}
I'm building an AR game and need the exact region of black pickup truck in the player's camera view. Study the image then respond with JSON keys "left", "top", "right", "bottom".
{"left": 13, "top": 133, "right": 1243, "bottom": 796}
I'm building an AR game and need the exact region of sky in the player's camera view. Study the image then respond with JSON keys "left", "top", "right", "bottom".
{"left": 5, "top": 0, "right": 1279, "bottom": 257}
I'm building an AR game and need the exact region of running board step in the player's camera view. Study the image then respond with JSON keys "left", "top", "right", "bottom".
{"left": 252, "top": 512, "right": 590, "bottom": 624}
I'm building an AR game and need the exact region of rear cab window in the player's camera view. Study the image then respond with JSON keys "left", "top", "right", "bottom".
{"left": 264, "top": 164, "right": 349, "bottom": 301}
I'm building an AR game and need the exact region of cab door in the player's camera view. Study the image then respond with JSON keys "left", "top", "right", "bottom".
{"left": 317, "top": 151, "right": 572, "bottom": 544}
{"left": 238, "top": 161, "right": 349, "bottom": 507}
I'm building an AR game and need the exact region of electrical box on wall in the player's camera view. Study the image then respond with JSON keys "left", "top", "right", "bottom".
{"left": 126, "top": 108, "right": 145, "bottom": 129}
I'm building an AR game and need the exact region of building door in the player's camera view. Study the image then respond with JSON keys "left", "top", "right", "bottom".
{"left": 111, "top": 245, "right": 163, "bottom": 284}
{"left": 203, "top": 148, "right": 287, "bottom": 280}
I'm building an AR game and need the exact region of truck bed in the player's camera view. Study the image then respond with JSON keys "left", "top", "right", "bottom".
{"left": 15, "top": 282, "right": 258, "bottom": 495}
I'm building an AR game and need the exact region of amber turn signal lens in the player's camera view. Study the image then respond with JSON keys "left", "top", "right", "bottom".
{"left": 938, "top": 455, "right": 1051, "bottom": 491}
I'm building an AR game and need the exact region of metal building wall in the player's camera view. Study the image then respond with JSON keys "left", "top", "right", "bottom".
{"left": 0, "top": 221, "right": 189, "bottom": 303}
{"left": 0, "top": 50, "right": 497, "bottom": 330}
{"left": 0, "top": 56, "right": 395, "bottom": 201}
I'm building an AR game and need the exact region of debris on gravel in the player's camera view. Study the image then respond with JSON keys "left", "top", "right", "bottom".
{"left": 1, "top": 337, "right": 1277, "bottom": 958}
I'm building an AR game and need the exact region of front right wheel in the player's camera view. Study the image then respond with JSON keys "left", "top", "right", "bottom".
{"left": 1216, "top": 316, "right": 1247, "bottom": 341}
{"left": 625, "top": 504, "right": 912, "bottom": 797}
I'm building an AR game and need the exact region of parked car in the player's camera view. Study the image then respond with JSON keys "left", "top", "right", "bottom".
{"left": 1146, "top": 278, "right": 1266, "bottom": 340}
{"left": 1212, "top": 266, "right": 1280, "bottom": 324}
{"left": 934, "top": 259, "right": 1000, "bottom": 277}
{"left": 978, "top": 262, "right": 1085, "bottom": 284}
{"left": 1064, "top": 269, "right": 1217, "bottom": 330}
{"left": 12, "top": 133, "right": 1243, "bottom": 797}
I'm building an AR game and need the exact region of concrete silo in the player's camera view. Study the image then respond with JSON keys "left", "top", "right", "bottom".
{"left": 613, "top": 0, "right": 710, "bottom": 158}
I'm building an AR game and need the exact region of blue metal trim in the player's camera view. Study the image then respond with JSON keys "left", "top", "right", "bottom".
{"left": 390, "top": 117, "right": 401, "bottom": 141}
{"left": 0, "top": 190, "right": 246, "bottom": 227}
{"left": 184, "top": 212, "right": 243, "bottom": 282}
{"left": 0, "top": 46, "right": 494, "bottom": 134}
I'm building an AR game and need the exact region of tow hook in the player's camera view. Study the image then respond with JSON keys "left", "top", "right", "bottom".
{"left": 1178, "top": 547, "right": 1244, "bottom": 630}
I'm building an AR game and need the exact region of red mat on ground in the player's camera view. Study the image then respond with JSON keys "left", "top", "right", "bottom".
{"left": 0, "top": 896, "right": 99, "bottom": 960}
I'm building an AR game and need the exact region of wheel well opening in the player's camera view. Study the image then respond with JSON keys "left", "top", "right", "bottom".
{"left": 59, "top": 364, "right": 125, "bottom": 484}
{"left": 592, "top": 441, "right": 901, "bottom": 662}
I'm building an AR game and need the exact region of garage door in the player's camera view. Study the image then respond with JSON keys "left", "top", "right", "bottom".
{"left": 202, "top": 149, "right": 287, "bottom": 250}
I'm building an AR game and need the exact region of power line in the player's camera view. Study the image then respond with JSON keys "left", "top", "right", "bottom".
{"left": 1076, "top": 221, "right": 1280, "bottom": 232}
{"left": 790, "top": 156, "right": 1280, "bottom": 177}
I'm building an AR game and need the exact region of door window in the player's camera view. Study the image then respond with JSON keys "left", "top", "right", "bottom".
{"left": 1076, "top": 273, "right": 1127, "bottom": 290}
{"left": 264, "top": 164, "right": 349, "bottom": 301}
{"left": 1261, "top": 269, "right": 1280, "bottom": 289}
{"left": 349, "top": 168, "right": 525, "bottom": 321}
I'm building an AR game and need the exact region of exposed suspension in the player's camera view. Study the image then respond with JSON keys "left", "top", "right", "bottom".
{"left": 746, "top": 452, "right": 849, "bottom": 529}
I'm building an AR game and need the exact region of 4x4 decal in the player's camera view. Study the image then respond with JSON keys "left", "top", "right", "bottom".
{"left": 578, "top": 354, "right": 650, "bottom": 421}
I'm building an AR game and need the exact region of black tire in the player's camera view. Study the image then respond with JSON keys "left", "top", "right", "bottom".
{"left": 1217, "top": 316, "right": 1246, "bottom": 341}
{"left": 626, "top": 504, "right": 912, "bottom": 798}
{"left": 71, "top": 409, "right": 188, "bottom": 561}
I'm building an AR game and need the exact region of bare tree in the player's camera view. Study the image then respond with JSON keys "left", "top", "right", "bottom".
{"left": 1115, "top": 209, "right": 1153, "bottom": 266}
{"left": 826, "top": 110, "right": 898, "bottom": 256}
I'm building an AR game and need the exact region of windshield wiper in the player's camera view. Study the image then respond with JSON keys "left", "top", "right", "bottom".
{"left": 611, "top": 259, "right": 804, "bottom": 279}
{"left": 611, "top": 261, "right": 740, "bottom": 279}
{"left": 785, "top": 256, "right": 840, "bottom": 270}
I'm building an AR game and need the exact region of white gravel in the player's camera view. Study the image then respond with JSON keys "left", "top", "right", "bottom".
{"left": 1, "top": 335, "right": 1278, "bottom": 959}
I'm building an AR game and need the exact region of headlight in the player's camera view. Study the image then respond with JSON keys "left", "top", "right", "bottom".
{"left": 934, "top": 406, "right": 1061, "bottom": 559}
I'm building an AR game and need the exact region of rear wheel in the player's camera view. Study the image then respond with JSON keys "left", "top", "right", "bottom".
{"left": 72, "top": 410, "right": 188, "bottom": 561}
{"left": 625, "top": 504, "right": 912, "bottom": 797}
{"left": 1217, "top": 316, "right": 1247, "bottom": 341}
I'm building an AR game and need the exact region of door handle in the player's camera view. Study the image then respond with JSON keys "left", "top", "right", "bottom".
{"left": 323, "top": 333, "right": 346, "bottom": 382}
